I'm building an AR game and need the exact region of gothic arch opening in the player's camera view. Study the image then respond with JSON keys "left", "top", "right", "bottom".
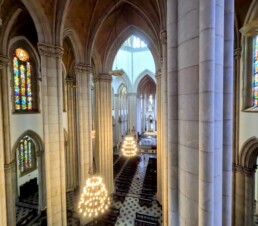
{"left": 136, "top": 75, "right": 156, "bottom": 135}
{"left": 234, "top": 137, "right": 258, "bottom": 226}
{"left": 13, "top": 130, "right": 45, "bottom": 223}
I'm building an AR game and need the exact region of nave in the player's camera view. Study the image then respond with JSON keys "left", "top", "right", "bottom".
{"left": 15, "top": 153, "right": 161, "bottom": 226}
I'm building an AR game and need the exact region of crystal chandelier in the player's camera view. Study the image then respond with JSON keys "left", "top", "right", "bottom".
{"left": 121, "top": 135, "right": 138, "bottom": 157}
{"left": 78, "top": 176, "right": 110, "bottom": 217}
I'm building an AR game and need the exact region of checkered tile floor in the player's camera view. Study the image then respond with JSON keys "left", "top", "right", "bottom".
{"left": 16, "top": 154, "right": 162, "bottom": 226}
{"left": 111, "top": 195, "right": 162, "bottom": 226}
{"left": 129, "top": 154, "right": 149, "bottom": 195}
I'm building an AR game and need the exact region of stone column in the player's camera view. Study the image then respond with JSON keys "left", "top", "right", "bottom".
{"left": 38, "top": 43, "right": 66, "bottom": 226}
{"left": 167, "top": 0, "right": 178, "bottom": 224}
{"left": 160, "top": 29, "right": 168, "bottom": 225}
{"left": 223, "top": 0, "right": 234, "bottom": 225}
{"left": 4, "top": 162, "right": 16, "bottom": 226}
{"left": 138, "top": 95, "right": 143, "bottom": 134}
{"left": 36, "top": 150, "right": 46, "bottom": 213}
{"left": 75, "top": 64, "right": 92, "bottom": 192}
{"left": 244, "top": 172, "right": 255, "bottom": 226}
{"left": 199, "top": 0, "right": 216, "bottom": 225}
{"left": 128, "top": 93, "right": 137, "bottom": 132}
{"left": 0, "top": 56, "right": 9, "bottom": 226}
{"left": 114, "top": 94, "right": 119, "bottom": 145}
{"left": 233, "top": 165, "right": 256, "bottom": 226}
{"left": 65, "top": 75, "right": 78, "bottom": 191}
{"left": 94, "top": 74, "right": 113, "bottom": 194}
{"left": 0, "top": 55, "right": 15, "bottom": 226}
{"left": 155, "top": 69, "right": 162, "bottom": 204}
{"left": 142, "top": 94, "right": 146, "bottom": 132}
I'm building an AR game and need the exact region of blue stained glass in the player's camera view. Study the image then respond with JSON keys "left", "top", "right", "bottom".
{"left": 13, "top": 49, "right": 33, "bottom": 111}
{"left": 18, "top": 136, "right": 35, "bottom": 176}
{"left": 253, "top": 35, "right": 258, "bottom": 106}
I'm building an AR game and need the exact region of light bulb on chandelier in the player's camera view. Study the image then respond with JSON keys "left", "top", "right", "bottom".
{"left": 78, "top": 175, "right": 110, "bottom": 218}
{"left": 121, "top": 135, "right": 138, "bottom": 157}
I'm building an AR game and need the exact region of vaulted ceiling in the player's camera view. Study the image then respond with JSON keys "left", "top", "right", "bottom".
{"left": 0, "top": 0, "right": 255, "bottom": 67}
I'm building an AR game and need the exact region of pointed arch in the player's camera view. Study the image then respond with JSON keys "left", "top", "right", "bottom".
{"left": 89, "top": 0, "right": 160, "bottom": 61}
{"left": 63, "top": 28, "right": 84, "bottom": 64}
{"left": 1, "top": 8, "right": 22, "bottom": 55}
{"left": 113, "top": 73, "right": 132, "bottom": 94}
{"left": 20, "top": 0, "right": 51, "bottom": 43}
{"left": 134, "top": 70, "right": 156, "bottom": 93}
{"left": 240, "top": 136, "right": 258, "bottom": 168}
{"left": 104, "top": 26, "right": 160, "bottom": 73}
{"left": 12, "top": 130, "right": 43, "bottom": 160}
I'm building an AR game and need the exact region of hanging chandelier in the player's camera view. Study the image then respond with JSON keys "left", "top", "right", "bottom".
{"left": 121, "top": 135, "right": 138, "bottom": 157}
{"left": 78, "top": 176, "right": 110, "bottom": 218}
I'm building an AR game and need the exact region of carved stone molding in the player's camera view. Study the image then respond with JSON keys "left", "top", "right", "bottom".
{"left": 234, "top": 48, "right": 241, "bottom": 60}
{"left": 0, "top": 55, "right": 9, "bottom": 69}
{"left": 232, "top": 163, "right": 256, "bottom": 177}
{"left": 155, "top": 69, "right": 162, "bottom": 79}
{"left": 75, "top": 64, "right": 91, "bottom": 74}
{"left": 93, "top": 74, "right": 112, "bottom": 83}
{"left": 160, "top": 30, "right": 167, "bottom": 45}
{"left": 38, "top": 43, "right": 63, "bottom": 58}
{"left": 65, "top": 76, "right": 76, "bottom": 87}
{"left": 4, "top": 161, "right": 15, "bottom": 173}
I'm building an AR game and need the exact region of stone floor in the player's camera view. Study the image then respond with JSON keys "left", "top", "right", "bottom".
{"left": 15, "top": 153, "right": 162, "bottom": 226}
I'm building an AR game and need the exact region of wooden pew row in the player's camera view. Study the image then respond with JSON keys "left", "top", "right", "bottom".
{"left": 134, "top": 212, "right": 159, "bottom": 226}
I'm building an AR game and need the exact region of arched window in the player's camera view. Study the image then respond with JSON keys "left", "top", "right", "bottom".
{"left": 17, "top": 135, "right": 36, "bottom": 176}
{"left": 253, "top": 35, "right": 258, "bottom": 106}
{"left": 13, "top": 48, "right": 36, "bottom": 111}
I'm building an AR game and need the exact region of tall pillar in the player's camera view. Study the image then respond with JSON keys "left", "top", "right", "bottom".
{"left": 167, "top": 0, "right": 178, "bottom": 224}
{"left": 4, "top": 162, "right": 15, "bottom": 226}
{"left": 128, "top": 93, "right": 137, "bottom": 132}
{"left": 65, "top": 75, "right": 78, "bottom": 191}
{"left": 114, "top": 94, "right": 119, "bottom": 145}
{"left": 38, "top": 43, "right": 66, "bottom": 226}
{"left": 155, "top": 69, "right": 162, "bottom": 204}
{"left": 94, "top": 74, "right": 113, "bottom": 194}
{"left": 223, "top": 0, "right": 234, "bottom": 225}
{"left": 76, "top": 64, "right": 92, "bottom": 192}
{"left": 142, "top": 94, "right": 147, "bottom": 132}
{"left": 199, "top": 0, "right": 216, "bottom": 225}
{"left": 160, "top": 29, "right": 168, "bottom": 225}
{"left": 0, "top": 55, "right": 15, "bottom": 226}
{"left": 37, "top": 150, "right": 47, "bottom": 213}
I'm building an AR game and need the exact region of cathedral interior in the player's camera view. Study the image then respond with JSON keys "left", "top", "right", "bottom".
{"left": 0, "top": 0, "right": 257, "bottom": 226}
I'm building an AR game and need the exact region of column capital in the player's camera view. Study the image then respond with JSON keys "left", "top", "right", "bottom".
{"left": 0, "top": 55, "right": 9, "bottom": 69}
{"left": 232, "top": 163, "right": 256, "bottom": 177}
{"left": 127, "top": 93, "right": 137, "bottom": 97}
{"left": 4, "top": 161, "right": 15, "bottom": 173}
{"left": 155, "top": 69, "right": 162, "bottom": 79}
{"left": 38, "top": 43, "right": 64, "bottom": 58}
{"left": 160, "top": 30, "right": 167, "bottom": 44}
{"left": 94, "top": 74, "right": 112, "bottom": 83}
{"left": 75, "top": 64, "right": 91, "bottom": 74}
{"left": 234, "top": 48, "right": 241, "bottom": 60}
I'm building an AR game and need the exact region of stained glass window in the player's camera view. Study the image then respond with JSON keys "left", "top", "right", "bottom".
{"left": 253, "top": 35, "right": 258, "bottom": 106}
{"left": 17, "top": 136, "right": 36, "bottom": 176}
{"left": 13, "top": 48, "right": 33, "bottom": 111}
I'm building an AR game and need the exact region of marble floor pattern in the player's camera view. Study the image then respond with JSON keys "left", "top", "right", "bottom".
{"left": 16, "top": 153, "right": 161, "bottom": 226}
